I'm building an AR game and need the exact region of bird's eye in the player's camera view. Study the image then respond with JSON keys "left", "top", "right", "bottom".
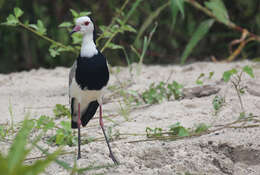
{"left": 84, "top": 21, "right": 90, "bottom": 26}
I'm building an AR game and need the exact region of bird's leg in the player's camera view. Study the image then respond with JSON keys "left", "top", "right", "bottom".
{"left": 77, "top": 103, "right": 81, "bottom": 160}
{"left": 99, "top": 105, "right": 119, "bottom": 165}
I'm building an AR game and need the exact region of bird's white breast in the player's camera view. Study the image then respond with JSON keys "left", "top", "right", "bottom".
{"left": 69, "top": 78, "right": 103, "bottom": 107}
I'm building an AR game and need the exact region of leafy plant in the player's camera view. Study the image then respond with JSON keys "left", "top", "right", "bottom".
{"left": 48, "top": 121, "right": 77, "bottom": 146}
{"left": 195, "top": 72, "right": 214, "bottom": 85}
{"left": 167, "top": 81, "right": 184, "bottom": 100}
{"left": 0, "top": 125, "right": 8, "bottom": 139}
{"left": 222, "top": 65, "right": 254, "bottom": 113}
{"left": 212, "top": 95, "right": 225, "bottom": 115}
{"left": 181, "top": 19, "right": 215, "bottom": 64}
{"left": 169, "top": 122, "right": 189, "bottom": 137}
{"left": 194, "top": 123, "right": 210, "bottom": 133}
{"left": 145, "top": 127, "right": 163, "bottom": 138}
{"left": 53, "top": 104, "right": 71, "bottom": 119}
{"left": 34, "top": 115, "right": 55, "bottom": 131}
{"left": 142, "top": 81, "right": 183, "bottom": 104}
{"left": 0, "top": 118, "right": 61, "bottom": 175}
{"left": 142, "top": 82, "right": 167, "bottom": 104}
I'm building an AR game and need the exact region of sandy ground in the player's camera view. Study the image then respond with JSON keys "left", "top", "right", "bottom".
{"left": 0, "top": 61, "right": 260, "bottom": 175}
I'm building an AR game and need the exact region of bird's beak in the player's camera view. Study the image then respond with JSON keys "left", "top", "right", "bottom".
{"left": 70, "top": 25, "right": 81, "bottom": 35}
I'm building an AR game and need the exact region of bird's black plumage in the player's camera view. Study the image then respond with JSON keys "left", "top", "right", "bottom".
{"left": 75, "top": 52, "right": 109, "bottom": 90}
{"left": 71, "top": 52, "right": 109, "bottom": 129}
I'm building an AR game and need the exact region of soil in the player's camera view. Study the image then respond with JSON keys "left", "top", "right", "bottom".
{"left": 0, "top": 61, "right": 260, "bottom": 175}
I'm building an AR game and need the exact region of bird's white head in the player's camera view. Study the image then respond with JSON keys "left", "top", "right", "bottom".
{"left": 71, "top": 16, "right": 98, "bottom": 57}
{"left": 71, "top": 16, "right": 94, "bottom": 35}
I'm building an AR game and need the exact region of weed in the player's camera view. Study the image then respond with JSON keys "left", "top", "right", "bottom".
{"left": 0, "top": 125, "right": 8, "bottom": 139}
{"left": 145, "top": 127, "right": 163, "bottom": 138}
{"left": 167, "top": 81, "right": 184, "bottom": 100}
{"left": 48, "top": 121, "right": 77, "bottom": 146}
{"left": 196, "top": 72, "right": 215, "bottom": 85}
{"left": 194, "top": 123, "right": 210, "bottom": 133}
{"left": 212, "top": 95, "right": 225, "bottom": 115}
{"left": 53, "top": 104, "right": 71, "bottom": 119}
{"left": 196, "top": 73, "right": 205, "bottom": 85}
{"left": 142, "top": 82, "right": 167, "bottom": 104}
{"left": 142, "top": 81, "right": 183, "bottom": 104}
{"left": 8, "top": 99, "right": 14, "bottom": 133}
{"left": 35, "top": 115, "right": 55, "bottom": 131}
{"left": 222, "top": 65, "right": 254, "bottom": 113}
{"left": 0, "top": 117, "right": 61, "bottom": 175}
{"left": 169, "top": 122, "right": 189, "bottom": 137}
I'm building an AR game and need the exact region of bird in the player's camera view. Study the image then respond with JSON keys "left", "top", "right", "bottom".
{"left": 69, "top": 16, "right": 118, "bottom": 164}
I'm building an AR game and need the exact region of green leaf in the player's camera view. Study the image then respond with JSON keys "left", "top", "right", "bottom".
{"left": 71, "top": 33, "right": 82, "bottom": 44}
{"left": 181, "top": 19, "right": 214, "bottom": 64}
{"left": 79, "top": 11, "right": 91, "bottom": 17}
{"left": 209, "top": 71, "right": 214, "bottom": 79}
{"left": 196, "top": 73, "right": 205, "bottom": 85}
{"left": 60, "top": 121, "right": 71, "bottom": 131}
{"left": 169, "top": 123, "right": 189, "bottom": 137}
{"left": 3, "top": 14, "right": 19, "bottom": 26}
{"left": 170, "top": 0, "right": 180, "bottom": 28}
{"left": 0, "top": 153, "right": 8, "bottom": 173}
{"left": 53, "top": 104, "right": 71, "bottom": 118}
{"left": 178, "top": 127, "right": 189, "bottom": 137}
{"left": 59, "top": 22, "right": 73, "bottom": 28}
{"left": 37, "top": 20, "right": 47, "bottom": 35}
{"left": 7, "top": 117, "right": 33, "bottom": 171}
{"left": 107, "top": 43, "right": 123, "bottom": 50}
{"left": 205, "top": 0, "right": 230, "bottom": 25}
{"left": 242, "top": 65, "right": 254, "bottom": 78}
{"left": 173, "top": 0, "right": 185, "bottom": 18}
{"left": 122, "top": 24, "right": 137, "bottom": 33}
{"left": 222, "top": 68, "right": 237, "bottom": 82}
{"left": 195, "top": 123, "right": 209, "bottom": 133}
{"left": 70, "top": 9, "right": 79, "bottom": 18}
{"left": 14, "top": 7, "right": 24, "bottom": 18}
{"left": 29, "top": 24, "right": 38, "bottom": 30}
{"left": 56, "top": 133, "right": 65, "bottom": 145}
{"left": 49, "top": 49, "right": 59, "bottom": 57}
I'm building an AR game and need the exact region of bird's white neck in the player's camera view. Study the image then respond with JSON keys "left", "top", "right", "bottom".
{"left": 80, "top": 33, "right": 98, "bottom": 58}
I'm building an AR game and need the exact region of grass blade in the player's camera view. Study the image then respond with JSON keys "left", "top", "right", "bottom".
{"left": 135, "top": 1, "right": 170, "bottom": 42}
{"left": 7, "top": 116, "right": 33, "bottom": 171}
{"left": 170, "top": 0, "right": 180, "bottom": 28}
{"left": 123, "top": 0, "right": 143, "bottom": 24}
{"left": 174, "top": 0, "right": 185, "bottom": 18}
{"left": 181, "top": 19, "right": 214, "bottom": 64}
{"left": 205, "top": 0, "right": 230, "bottom": 25}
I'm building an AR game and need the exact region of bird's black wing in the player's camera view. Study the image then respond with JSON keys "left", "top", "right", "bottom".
{"left": 81, "top": 100, "right": 99, "bottom": 127}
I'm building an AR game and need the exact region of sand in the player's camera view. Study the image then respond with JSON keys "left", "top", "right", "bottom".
{"left": 0, "top": 61, "right": 260, "bottom": 175}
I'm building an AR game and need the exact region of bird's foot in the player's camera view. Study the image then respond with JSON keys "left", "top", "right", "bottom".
{"left": 109, "top": 153, "right": 119, "bottom": 165}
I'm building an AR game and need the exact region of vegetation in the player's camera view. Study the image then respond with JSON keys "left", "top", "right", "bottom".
{"left": 1, "top": 0, "right": 260, "bottom": 73}
{"left": 0, "top": 0, "right": 260, "bottom": 174}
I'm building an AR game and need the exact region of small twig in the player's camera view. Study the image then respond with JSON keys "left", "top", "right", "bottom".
{"left": 96, "top": 0, "right": 130, "bottom": 45}
{"left": 231, "top": 72, "right": 245, "bottom": 113}
{"left": 127, "top": 116, "right": 259, "bottom": 143}
{"left": 18, "top": 22, "right": 78, "bottom": 54}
